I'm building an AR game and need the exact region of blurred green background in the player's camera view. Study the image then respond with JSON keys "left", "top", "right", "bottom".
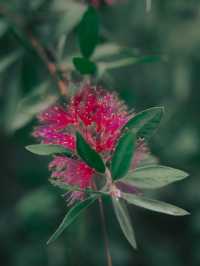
{"left": 0, "top": 0, "right": 199, "bottom": 265}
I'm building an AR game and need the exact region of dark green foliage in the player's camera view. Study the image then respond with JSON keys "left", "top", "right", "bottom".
{"left": 111, "top": 131, "right": 136, "bottom": 180}
{"left": 112, "top": 198, "right": 137, "bottom": 249}
{"left": 78, "top": 6, "right": 99, "bottom": 58}
{"left": 123, "top": 107, "right": 164, "bottom": 140}
{"left": 73, "top": 57, "right": 97, "bottom": 74}
{"left": 122, "top": 193, "right": 189, "bottom": 216}
{"left": 47, "top": 196, "right": 97, "bottom": 244}
{"left": 26, "top": 144, "right": 73, "bottom": 157}
{"left": 118, "top": 165, "right": 189, "bottom": 189}
{"left": 76, "top": 132, "right": 105, "bottom": 173}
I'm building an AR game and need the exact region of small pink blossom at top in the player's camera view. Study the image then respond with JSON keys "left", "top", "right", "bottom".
{"left": 33, "top": 84, "right": 148, "bottom": 201}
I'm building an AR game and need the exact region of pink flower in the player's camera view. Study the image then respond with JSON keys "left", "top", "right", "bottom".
{"left": 49, "top": 156, "right": 94, "bottom": 189}
{"left": 33, "top": 84, "right": 148, "bottom": 201}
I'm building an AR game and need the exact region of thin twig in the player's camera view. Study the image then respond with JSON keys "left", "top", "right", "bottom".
{"left": 92, "top": 179, "right": 112, "bottom": 266}
{"left": 0, "top": 5, "right": 68, "bottom": 96}
{"left": 28, "top": 33, "right": 68, "bottom": 96}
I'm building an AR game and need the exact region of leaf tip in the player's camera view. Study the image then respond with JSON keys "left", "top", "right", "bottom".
{"left": 180, "top": 209, "right": 190, "bottom": 216}
{"left": 155, "top": 106, "right": 165, "bottom": 115}
{"left": 172, "top": 207, "right": 190, "bottom": 216}
{"left": 46, "top": 238, "right": 52, "bottom": 245}
{"left": 160, "top": 106, "right": 165, "bottom": 114}
{"left": 25, "top": 145, "right": 33, "bottom": 153}
{"left": 131, "top": 240, "right": 138, "bottom": 250}
{"left": 182, "top": 171, "right": 189, "bottom": 179}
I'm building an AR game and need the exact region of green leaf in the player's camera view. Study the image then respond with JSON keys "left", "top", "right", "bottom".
{"left": 92, "top": 41, "right": 162, "bottom": 63}
{"left": 3, "top": 63, "right": 22, "bottom": 133}
{"left": 9, "top": 81, "right": 58, "bottom": 131}
{"left": 47, "top": 196, "right": 97, "bottom": 244}
{"left": 54, "top": 2, "right": 86, "bottom": 38}
{"left": 26, "top": 144, "right": 72, "bottom": 156}
{"left": 98, "top": 58, "right": 138, "bottom": 74}
{"left": 78, "top": 6, "right": 99, "bottom": 58}
{"left": 123, "top": 107, "right": 164, "bottom": 140}
{"left": 0, "top": 20, "right": 8, "bottom": 38}
{"left": 97, "top": 55, "right": 162, "bottom": 78}
{"left": 0, "top": 51, "right": 22, "bottom": 73}
{"left": 119, "top": 165, "right": 189, "bottom": 189}
{"left": 111, "top": 131, "right": 136, "bottom": 180}
{"left": 112, "top": 198, "right": 137, "bottom": 249}
{"left": 122, "top": 193, "right": 189, "bottom": 216}
{"left": 92, "top": 43, "right": 122, "bottom": 61}
{"left": 76, "top": 132, "right": 105, "bottom": 173}
{"left": 73, "top": 57, "right": 97, "bottom": 74}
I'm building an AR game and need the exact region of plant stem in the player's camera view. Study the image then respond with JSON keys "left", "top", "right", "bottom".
{"left": 27, "top": 33, "right": 68, "bottom": 96}
{"left": 98, "top": 197, "right": 113, "bottom": 266}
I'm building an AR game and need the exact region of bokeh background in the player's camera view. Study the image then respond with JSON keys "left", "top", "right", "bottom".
{"left": 0, "top": 0, "right": 199, "bottom": 265}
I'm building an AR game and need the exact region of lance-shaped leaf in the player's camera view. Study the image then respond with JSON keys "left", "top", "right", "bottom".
{"left": 123, "top": 107, "right": 164, "bottom": 140}
{"left": 3, "top": 64, "right": 22, "bottom": 133}
{"left": 111, "top": 131, "right": 136, "bottom": 180}
{"left": 76, "top": 132, "right": 105, "bottom": 173}
{"left": 93, "top": 43, "right": 122, "bottom": 61}
{"left": 53, "top": 2, "right": 86, "bottom": 39}
{"left": 26, "top": 144, "right": 72, "bottom": 157}
{"left": 112, "top": 198, "right": 137, "bottom": 249}
{"left": 98, "top": 55, "right": 161, "bottom": 73}
{"left": 119, "top": 165, "right": 189, "bottom": 189}
{"left": 9, "top": 81, "right": 58, "bottom": 131}
{"left": 78, "top": 6, "right": 99, "bottom": 58}
{"left": 122, "top": 193, "right": 189, "bottom": 216}
{"left": 0, "top": 20, "right": 8, "bottom": 38}
{"left": 73, "top": 57, "right": 97, "bottom": 75}
{"left": 47, "top": 196, "right": 97, "bottom": 244}
{"left": 0, "top": 50, "right": 22, "bottom": 73}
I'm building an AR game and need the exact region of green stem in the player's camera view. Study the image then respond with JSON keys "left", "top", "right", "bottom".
{"left": 98, "top": 197, "right": 113, "bottom": 266}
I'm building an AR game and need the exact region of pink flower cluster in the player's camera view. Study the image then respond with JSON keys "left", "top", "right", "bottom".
{"left": 33, "top": 84, "right": 148, "bottom": 200}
